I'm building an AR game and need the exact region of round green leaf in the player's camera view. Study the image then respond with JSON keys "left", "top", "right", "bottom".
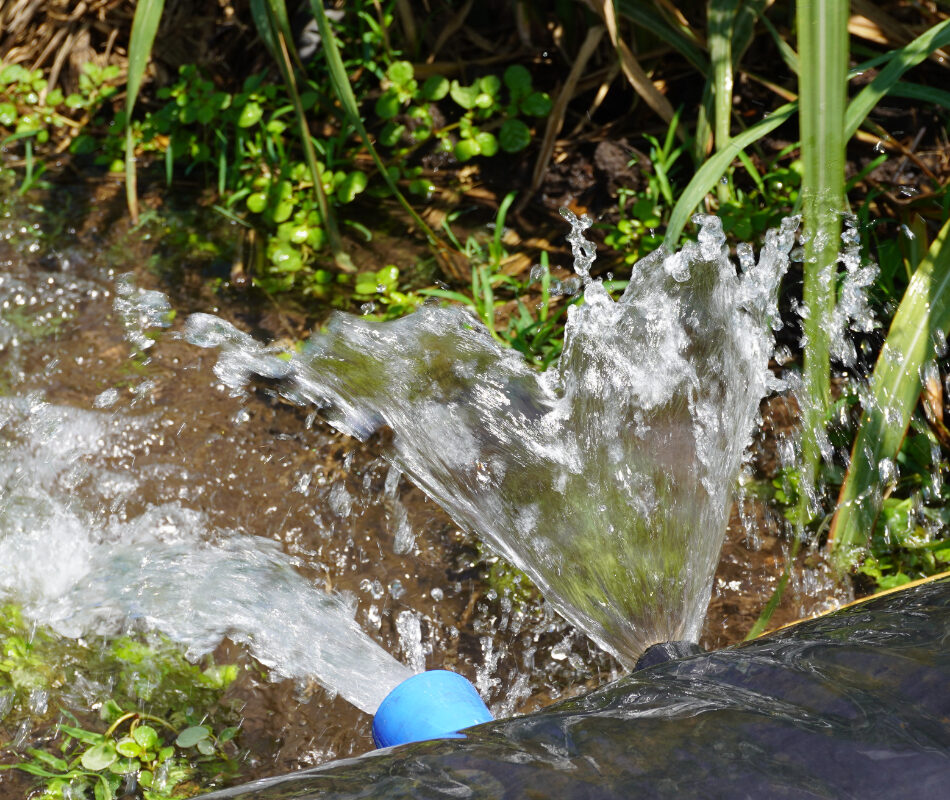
{"left": 454, "top": 138, "right": 481, "bottom": 162}
{"left": 306, "top": 226, "right": 326, "bottom": 250}
{"left": 175, "top": 726, "right": 211, "bottom": 748}
{"left": 449, "top": 81, "right": 479, "bottom": 110}
{"left": 269, "top": 242, "right": 302, "bottom": 272}
{"left": 503, "top": 64, "right": 532, "bottom": 94}
{"left": 217, "top": 727, "right": 239, "bottom": 743}
{"left": 132, "top": 725, "right": 159, "bottom": 751}
{"left": 379, "top": 121, "right": 405, "bottom": 148}
{"left": 422, "top": 75, "right": 449, "bottom": 101}
{"left": 478, "top": 75, "right": 501, "bottom": 96}
{"left": 376, "top": 265, "right": 399, "bottom": 287}
{"left": 196, "top": 739, "right": 216, "bottom": 756}
{"left": 474, "top": 92, "right": 494, "bottom": 109}
{"left": 0, "top": 102, "right": 17, "bottom": 126}
{"left": 271, "top": 200, "right": 294, "bottom": 224}
{"left": 237, "top": 101, "right": 263, "bottom": 128}
{"left": 408, "top": 178, "right": 434, "bottom": 197}
{"left": 283, "top": 223, "right": 310, "bottom": 245}
{"left": 375, "top": 89, "right": 401, "bottom": 120}
{"left": 387, "top": 60, "right": 415, "bottom": 87}
{"left": 336, "top": 172, "right": 368, "bottom": 204}
{"left": 246, "top": 192, "right": 268, "bottom": 214}
{"left": 499, "top": 119, "right": 531, "bottom": 152}
{"left": 116, "top": 737, "right": 142, "bottom": 758}
{"left": 474, "top": 131, "right": 498, "bottom": 157}
{"left": 81, "top": 742, "right": 117, "bottom": 771}
{"left": 108, "top": 757, "right": 139, "bottom": 775}
{"left": 520, "top": 91, "right": 552, "bottom": 117}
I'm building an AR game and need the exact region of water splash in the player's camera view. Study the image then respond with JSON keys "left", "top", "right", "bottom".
{"left": 0, "top": 395, "right": 411, "bottom": 714}
{"left": 185, "top": 213, "right": 798, "bottom": 666}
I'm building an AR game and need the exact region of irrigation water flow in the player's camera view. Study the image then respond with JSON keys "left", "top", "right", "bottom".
{"left": 183, "top": 210, "right": 799, "bottom": 667}
{"left": 0, "top": 209, "right": 799, "bottom": 751}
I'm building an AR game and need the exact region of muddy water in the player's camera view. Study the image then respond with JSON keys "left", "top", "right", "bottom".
{"left": 0, "top": 182, "right": 847, "bottom": 788}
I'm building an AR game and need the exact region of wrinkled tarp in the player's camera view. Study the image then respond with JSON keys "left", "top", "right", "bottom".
{"left": 206, "top": 577, "right": 950, "bottom": 799}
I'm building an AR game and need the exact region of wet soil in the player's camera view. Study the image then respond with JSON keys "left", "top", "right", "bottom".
{"left": 0, "top": 178, "right": 849, "bottom": 792}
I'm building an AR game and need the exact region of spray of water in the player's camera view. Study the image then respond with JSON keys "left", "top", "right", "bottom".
{"left": 0, "top": 395, "right": 411, "bottom": 714}
{"left": 185, "top": 213, "right": 799, "bottom": 665}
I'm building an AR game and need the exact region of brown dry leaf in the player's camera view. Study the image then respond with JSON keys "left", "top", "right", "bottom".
{"left": 585, "top": 0, "right": 675, "bottom": 126}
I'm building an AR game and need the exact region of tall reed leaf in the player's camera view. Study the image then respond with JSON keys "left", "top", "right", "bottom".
{"left": 307, "top": 0, "right": 440, "bottom": 248}
{"left": 124, "top": 0, "right": 164, "bottom": 223}
{"left": 844, "top": 17, "right": 950, "bottom": 139}
{"left": 829, "top": 219, "right": 950, "bottom": 572}
{"left": 795, "top": 0, "right": 849, "bottom": 526}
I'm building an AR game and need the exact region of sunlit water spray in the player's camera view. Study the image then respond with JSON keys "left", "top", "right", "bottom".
{"left": 185, "top": 212, "right": 800, "bottom": 666}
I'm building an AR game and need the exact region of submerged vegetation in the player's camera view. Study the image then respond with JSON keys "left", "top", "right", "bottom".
{"left": 0, "top": 604, "right": 243, "bottom": 798}
{"left": 2, "top": 0, "right": 950, "bottom": 795}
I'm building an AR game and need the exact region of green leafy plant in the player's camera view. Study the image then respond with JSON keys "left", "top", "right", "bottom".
{"left": 116, "top": 66, "right": 369, "bottom": 293}
{"left": 3, "top": 708, "right": 239, "bottom": 800}
{"left": 375, "top": 61, "right": 552, "bottom": 163}
{"left": 829, "top": 218, "right": 950, "bottom": 572}
{"left": 603, "top": 112, "right": 688, "bottom": 263}
{"left": 0, "top": 604, "right": 243, "bottom": 799}
{"left": 0, "top": 62, "right": 120, "bottom": 193}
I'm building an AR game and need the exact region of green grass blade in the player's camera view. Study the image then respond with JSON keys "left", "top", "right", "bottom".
{"left": 886, "top": 82, "right": 950, "bottom": 110}
{"left": 759, "top": 12, "right": 799, "bottom": 74}
{"left": 708, "top": 0, "right": 739, "bottom": 200}
{"left": 845, "top": 18, "right": 950, "bottom": 140}
{"left": 665, "top": 101, "right": 796, "bottom": 246}
{"left": 732, "top": 0, "right": 768, "bottom": 65}
{"left": 124, "top": 0, "right": 165, "bottom": 223}
{"left": 307, "top": 0, "right": 440, "bottom": 249}
{"left": 829, "top": 219, "right": 950, "bottom": 572}
{"left": 616, "top": 0, "right": 709, "bottom": 72}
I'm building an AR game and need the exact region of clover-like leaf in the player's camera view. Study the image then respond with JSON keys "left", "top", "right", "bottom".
{"left": 449, "top": 81, "right": 479, "bottom": 110}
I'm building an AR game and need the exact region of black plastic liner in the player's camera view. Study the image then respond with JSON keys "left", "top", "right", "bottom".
{"left": 207, "top": 577, "right": 950, "bottom": 798}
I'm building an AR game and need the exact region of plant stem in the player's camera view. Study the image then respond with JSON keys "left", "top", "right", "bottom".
{"left": 708, "top": 0, "right": 736, "bottom": 203}
{"left": 796, "top": 0, "right": 849, "bottom": 524}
